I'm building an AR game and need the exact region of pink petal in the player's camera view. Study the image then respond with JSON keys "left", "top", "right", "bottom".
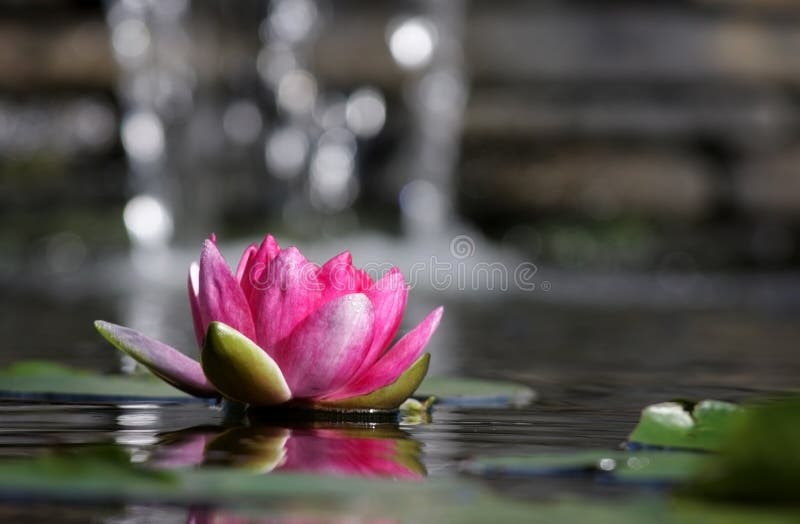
{"left": 248, "top": 246, "right": 323, "bottom": 352}
{"left": 94, "top": 320, "right": 218, "bottom": 398}
{"left": 273, "top": 294, "right": 374, "bottom": 399}
{"left": 240, "top": 234, "right": 281, "bottom": 300}
{"left": 198, "top": 239, "right": 256, "bottom": 342}
{"left": 234, "top": 243, "right": 258, "bottom": 284}
{"left": 316, "top": 251, "right": 373, "bottom": 304}
{"left": 351, "top": 267, "right": 408, "bottom": 377}
{"left": 187, "top": 262, "right": 204, "bottom": 348}
{"left": 323, "top": 306, "right": 443, "bottom": 401}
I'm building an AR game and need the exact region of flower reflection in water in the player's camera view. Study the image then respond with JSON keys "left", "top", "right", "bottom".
{"left": 152, "top": 421, "right": 425, "bottom": 480}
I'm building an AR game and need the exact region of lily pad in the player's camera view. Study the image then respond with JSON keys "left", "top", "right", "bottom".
{"left": 0, "top": 360, "right": 209, "bottom": 404}
{"left": 0, "top": 445, "right": 502, "bottom": 520}
{"left": 183, "top": 501, "right": 800, "bottom": 524}
{"left": 462, "top": 450, "right": 708, "bottom": 485}
{"left": 627, "top": 400, "right": 743, "bottom": 451}
{"left": 688, "top": 396, "right": 800, "bottom": 506}
{"left": 0, "top": 360, "right": 534, "bottom": 408}
{"left": 415, "top": 376, "right": 536, "bottom": 407}
{"left": 1, "top": 446, "right": 797, "bottom": 523}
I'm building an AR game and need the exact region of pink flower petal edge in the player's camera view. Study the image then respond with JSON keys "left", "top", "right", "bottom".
{"left": 240, "top": 234, "right": 281, "bottom": 301}
{"left": 317, "top": 251, "right": 374, "bottom": 304}
{"left": 235, "top": 243, "right": 258, "bottom": 284}
{"left": 354, "top": 268, "right": 408, "bottom": 377}
{"left": 322, "top": 306, "right": 444, "bottom": 401}
{"left": 198, "top": 239, "right": 257, "bottom": 343}
{"left": 94, "top": 320, "right": 217, "bottom": 398}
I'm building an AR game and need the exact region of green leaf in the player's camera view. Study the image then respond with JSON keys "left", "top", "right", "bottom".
{"left": 414, "top": 376, "right": 535, "bottom": 407}
{"left": 0, "top": 445, "right": 491, "bottom": 518}
{"left": 0, "top": 446, "right": 177, "bottom": 494}
{"left": 627, "top": 400, "right": 743, "bottom": 451}
{"left": 0, "top": 359, "right": 534, "bottom": 408}
{"left": 0, "top": 360, "right": 203, "bottom": 404}
{"left": 688, "top": 396, "right": 800, "bottom": 506}
{"left": 462, "top": 450, "right": 708, "bottom": 484}
{"left": 1, "top": 446, "right": 798, "bottom": 523}
{"left": 1, "top": 360, "right": 92, "bottom": 376}
{"left": 185, "top": 501, "right": 800, "bottom": 524}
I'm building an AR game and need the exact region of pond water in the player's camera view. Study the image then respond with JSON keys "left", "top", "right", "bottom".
{"left": 1, "top": 267, "right": 799, "bottom": 522}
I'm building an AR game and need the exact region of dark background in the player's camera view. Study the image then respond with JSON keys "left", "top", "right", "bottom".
{"left": 3, "top": 0, "right": 800, "bottom": 289}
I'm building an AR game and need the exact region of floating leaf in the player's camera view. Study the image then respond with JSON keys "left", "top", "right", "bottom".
{"left": 415, "top": 377, "right": 535, "bottom": 407}
{"left": 0, "top": 360, "right": 532, "bottom": 408}
{"left": 185, "top": 501, "right": 800, "bottom": 524}
{"left": 0, "top": 446, "right": 177, "bottom": 495}
{"left": 1, "top": 446, "right": 797, "bottom": 523}
{"left": 1, "top": 360, "right": 92, "bottom": 376}
{"left": 0, "top": 360, "right": 207, "bottom": 404}
{"left": 462, "top": 450, "right": 708, "bottom": 485}
{"left": 0, "top": 445, "right": 504, "bottom": 520}
{"left": 627, "top": 400, "right": 743, "bottom": 451}
{"left": 688, "top": 396, "right": 800, "bottom": 506}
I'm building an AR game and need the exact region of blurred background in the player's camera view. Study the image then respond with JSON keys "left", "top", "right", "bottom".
{"left": 4, "top": 0, "right": 800, "bottom": 270}
{"left": 2, "top": 0, "right": 800, "bottom": 375}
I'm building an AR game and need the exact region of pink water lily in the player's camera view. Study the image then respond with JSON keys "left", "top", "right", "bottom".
{"left": 95, "top": 234, "right": 442, "bottom": 410}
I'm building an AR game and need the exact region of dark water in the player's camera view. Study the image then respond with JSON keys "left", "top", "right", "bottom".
{"left": 1, "top": 287, "right": 799, "bottom": 522}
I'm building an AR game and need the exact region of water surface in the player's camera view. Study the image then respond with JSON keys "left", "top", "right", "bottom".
{"left": 1, "top": 286, "right": 798, "bottom": 521}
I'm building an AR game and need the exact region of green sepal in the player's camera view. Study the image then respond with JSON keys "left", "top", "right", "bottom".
{"left": 202, "top": 322, "right": 291, "bottom": 406}
{"left": 310, "top": 353, "right": 430, "bottom": 411}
